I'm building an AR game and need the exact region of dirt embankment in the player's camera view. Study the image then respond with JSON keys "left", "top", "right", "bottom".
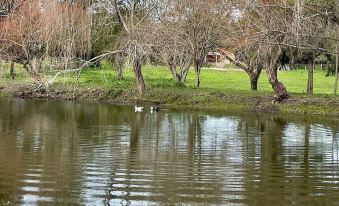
{"left": 1, "top": 83, "right": 339, "bottom": 119}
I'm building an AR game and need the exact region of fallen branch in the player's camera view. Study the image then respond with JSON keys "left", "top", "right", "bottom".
{"left": 46, "top": 50, "right": 122, "bottom": 89}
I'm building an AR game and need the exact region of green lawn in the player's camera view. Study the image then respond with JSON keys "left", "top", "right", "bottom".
{"left": 70, "top": 64, "right": 337, "bottom": 95}
{"left": 1, "top": 63, "right": 337, "bottom": 96}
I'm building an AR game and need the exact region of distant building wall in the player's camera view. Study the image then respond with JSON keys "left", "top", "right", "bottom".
{"left": 207, "top": 49, "right": 235, "bottom": 68}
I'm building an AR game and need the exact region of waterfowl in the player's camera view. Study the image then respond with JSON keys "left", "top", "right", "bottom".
{"left": 134, "top": 106, "right": 144, "bottom": 112}
{"left": 150, "top": 106, "right": 160, "bottom": 112}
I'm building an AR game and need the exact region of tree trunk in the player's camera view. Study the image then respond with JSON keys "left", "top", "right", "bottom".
{"left": 169, "top": 65, "right": 179, "bottom": 83}
{"left": 0, "top": 61, "right": 4, "bottom": 78}
{"left": 171, "top": 62, "right": 191, "bottom": 84}
{"left": 116, "top": 53, "right": 124, "bottom": 80}
{"left": 334, "top": 44, "right": 339, "bottom": 96}
{"left": 133, "top": 59, "right": 146, "bottom": 94}
{"left": 24, "top": 60, "right": 45, "bottom": 91}
{"left": 10, "top": 62, "right": 15, "bottom": 80}
{"left": 247, "top": 67, "right": 262, "bottom": 91}
{"left": 307, "top": 61, "right": 313, "bottom": 94}
{"left": 304, "top": 52, "right": 314, "bottom": 95}
{"left": 250, "top": 73, "right": 260, "bottom": 91}
{"left": 180, "top": 67, "right": 189, "bottom": 83}
{"left": 117, "top": 66, "right": 123, "bottom": 80}
{"left": 266, "top": 65, "right": 288, "bottom": 100}
{"left": 194, "top": 61, "right": 201, "bottom": 88}
{"left": 176, "top": 74, "right": 185, "bottom": 84}
{"left": 194, "top": 69, "right": 200, "bottom": 88}
{"left": 176, "top": 67, "right": 190, "bottom": 84}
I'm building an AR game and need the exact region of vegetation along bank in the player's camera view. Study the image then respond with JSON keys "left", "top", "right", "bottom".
{"left": 1, "top": 64, "right": 339, "bottom": 119}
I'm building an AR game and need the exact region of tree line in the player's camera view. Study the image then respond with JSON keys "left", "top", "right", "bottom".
{"left": 0, "top": 0, "right": 338, "bottom": 99}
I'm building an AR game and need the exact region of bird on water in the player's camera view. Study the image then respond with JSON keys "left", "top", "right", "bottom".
{"left": 151, "top": 106, "right": 160, "bottom": 112}
{"left": 134, "top": 106, "right": 144, "bottom": 112}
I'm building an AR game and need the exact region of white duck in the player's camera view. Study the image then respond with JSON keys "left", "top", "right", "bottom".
{"left": 134, "top": 106, "right": 144, "bottom": 112}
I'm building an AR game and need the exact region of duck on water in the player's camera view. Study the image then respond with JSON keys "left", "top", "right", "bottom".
{"left": 134, "top": 106, "right": 160, "bottom": 112}
{"left": 134, "top": 106, "right": 144, "bottom": 112}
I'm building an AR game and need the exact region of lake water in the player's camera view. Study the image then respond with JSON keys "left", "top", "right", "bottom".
{"left": 0, "top": 97, "right": 338, "bottom": 206}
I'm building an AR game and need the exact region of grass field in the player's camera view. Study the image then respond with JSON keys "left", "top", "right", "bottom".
{"left": 1, "top": 63, "right": 337, "bottom": 96}
{"left": 53, "top": 64, "right": 337, "bottom": 96}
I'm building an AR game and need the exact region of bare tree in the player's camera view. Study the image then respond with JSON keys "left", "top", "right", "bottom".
{"left": 154, "top": 22, "right": 192, "bottom": 84}
{"left": 221, "top": 1, "right": 268, "bottom": 91}
{"left": 161, "top": 45, "right": 192, "bottom": 84}
{"left": 317, "top": 1, "right": 339, "bottom": 94}
{"left": 224, "top": 51, "right": 263, "bottom": 91}
{"left": 0, "top": 1, "right": 17, "bottom": 80}
{"left": 222, "top": 0, "right": 339, "bottom": 98}
{"left": 0, "top": 0, "right": 92, "bottom": 89}
{"left": 226, "top": 0, "right": 291, "bottom": 99}
{"left": 177, "top": 0, "right": 222, "bottom": 88}
{"left": 112, "top": 0, "right": 159, "bottom": 94}
{"left": 0, "top": 0, "right": 46, "bottom": 87}
{"left": 293, "top": 0, "right": 328, "bottom": 95}
{"left": 49, "top": 3, "right": 92, "bottom": 71}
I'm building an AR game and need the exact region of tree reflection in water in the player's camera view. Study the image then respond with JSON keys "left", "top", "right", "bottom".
{"left": 0, "top": 97, "right": 338, "bottom": 206}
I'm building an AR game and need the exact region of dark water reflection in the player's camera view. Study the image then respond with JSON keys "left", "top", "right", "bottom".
{"left": 0, "top": 97, "right": 338, "bottom": 206}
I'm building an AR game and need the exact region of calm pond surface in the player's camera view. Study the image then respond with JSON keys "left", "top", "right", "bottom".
{"left": 0, "top": 97, "right": 339, "bottom": 206}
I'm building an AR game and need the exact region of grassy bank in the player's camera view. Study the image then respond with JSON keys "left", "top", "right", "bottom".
{"left": 1, "top": 64, "right": 339, "bottom": 118}
{"left": 53, "top": 64, "right": 337, "bottom": 94}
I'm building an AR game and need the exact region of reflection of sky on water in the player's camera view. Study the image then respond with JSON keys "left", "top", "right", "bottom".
{"left": 282, "top": 123, "right": 305, "bottom": 145}
{"left": 283, "top": 123, "right": 338, "bottom": 153}
{"left": 21, "top": 194, "right": 52, "bottom": 206}
{"left": 202, "top": 116, "right": 244, "bottom": 163}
